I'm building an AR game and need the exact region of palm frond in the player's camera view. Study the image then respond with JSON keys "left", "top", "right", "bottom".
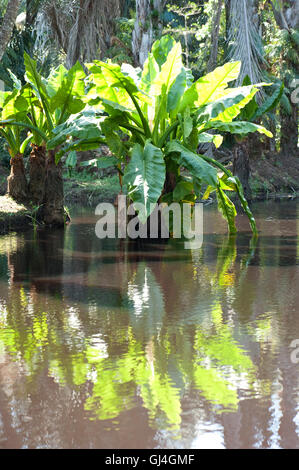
{"left": 226, "top": 0, "right": 266, "bottom": 86}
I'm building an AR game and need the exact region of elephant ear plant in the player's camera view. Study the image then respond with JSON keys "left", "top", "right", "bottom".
{"left": 0, "top": 85, "right": 32, "bottom": 203}
{"left": 49, "top": 36, "right": 273, "bottom": 235}
{"left": 0, "top": 54, "right": 86, "bottom": 225}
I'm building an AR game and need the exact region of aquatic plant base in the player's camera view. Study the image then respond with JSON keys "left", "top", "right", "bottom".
{"left": 28, "top": 145, "right": 46, "bottom": 206}
{"left": 41, "top": 151, "right": 65, "bottom": 227}
{"left": 7, "top": 154, "right": 28, "bottom": 204}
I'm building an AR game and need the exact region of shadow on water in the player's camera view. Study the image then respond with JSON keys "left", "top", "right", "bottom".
{"left": 0, "top": 200, "right": 298, "bottom": 449}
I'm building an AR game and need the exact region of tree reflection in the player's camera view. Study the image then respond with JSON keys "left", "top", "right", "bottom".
{"left": 0, "top": 223, "right": 298, "bottom": 447}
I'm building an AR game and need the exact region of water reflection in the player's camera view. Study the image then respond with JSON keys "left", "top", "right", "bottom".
{"left": 0, "top": 201, "right": 298, "bottom": 448}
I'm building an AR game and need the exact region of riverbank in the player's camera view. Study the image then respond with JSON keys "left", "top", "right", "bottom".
{"left": 0, "top": 195, "right": 31, "bottom": 234}
{"left": 0, "top": 154, "right": 298, "bottom": 234}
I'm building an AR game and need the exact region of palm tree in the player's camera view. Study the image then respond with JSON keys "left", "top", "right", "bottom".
{"left": 270, "top": 0, "right": 299, "bottom": 157}
{"left": 34, "top": 0, "right": 122, "bottom": 69}
{"left": 0, "top": 0, "right": 22, "bottom": 60}
{"left": 132, "top": 0, "right": 164, "bottom": 66}
{"left": 226, "top": 0, "right": 265, "bottom": 85}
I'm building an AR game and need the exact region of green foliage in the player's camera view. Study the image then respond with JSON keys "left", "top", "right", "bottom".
{"left": 52, "top": 36, "right": 273, "bottom": 234}
{"left": 0, "top": 53, "right": 87, "bottom": 162}
{"left": 1, "top": 35, "right": 276, "bottom": 235}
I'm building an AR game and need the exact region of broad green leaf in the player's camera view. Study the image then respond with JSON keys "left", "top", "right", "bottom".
{"left": 65, "top": 150, "right": 77, "bottom": 168}
{"left": 197, "top": 85, "right": 259, "bottom": 123}
{"left": 196, "top": 61, "right": 242, "bottom": 105}
{"left": 100, "top": 98, "right": 139, "bottom": 119}
{"left": 205, "top": 120, "right": 273, "bottom": 138}
{"left": 87, "top": 60, "right": 151, "bottom": 106}
{"left": 55, "top": 139, "right": 104, "bottom": 161}
{"left": 251, "top": 83, "right": 284, "bottom": 120}
{"left": 151, "top": 35, "right": 175, "bottom": 68}
{"left": 24, "top": 53, "right": 48, "bottom": 101}
{"left": 198, "top": 132, "right": 223, "bottom": 148}
{"left": 101, "top": 119, "right": 127, "bottom": 158}
{"left": 47, "top": 111, "right": 104, "bottom": 149}
{"left": 0, "top": 90, "right": 10, "bottom": 108}
{"left": 216, "top": 187, "right": 237, "bottom": 234}
{"left": 85, "top": 70, "right": 130, "bottom": 109}
{"left": 173, "top": 180, "right": 194, "bottom": 202}
{"left": 167, "top": 68, "right": 187, "bottom": 116}
{"left": 183, "top": 107, "right": 193, "bottom": 139}
{"left": 24, "top": 52, "right": 53, "bottom": 130}
{"left": 47, "top": 62, "right": 86, "bottom": 117}
{"left": 46, "top": 64, "right": 68, "bottom": 97}
{"left": 123, "top": 141, "right": 166, "bottom": 223}
{"left": 0, "top": 90, "right": 28, "bottom": 120}
{"left": 140, "top": 53, "right": 159, "bottom": 93}
{"left": 151, "top": 42, "right": 183, "bottom": 97}
{"left": 166, "top": 141, "right": 218, "bottom": 188}
{"left": 179, "top": 61, "right": 241, "bottom": 112}
{"left": 7, "top": 69, "right": 22, "bottom": 90}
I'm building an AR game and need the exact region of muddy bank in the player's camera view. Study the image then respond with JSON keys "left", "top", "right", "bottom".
{"left": 0, "top": 195, "right": 31, "bottom": 234}
{"left": 0, "top": 153, "right": 298, "bottom": 235}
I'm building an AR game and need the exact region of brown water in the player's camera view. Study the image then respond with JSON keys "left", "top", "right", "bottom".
{"left": 0, "top": 200, "right": 298, "bottom": 449}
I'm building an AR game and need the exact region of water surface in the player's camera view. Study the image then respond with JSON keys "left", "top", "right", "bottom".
{"left": 0, "top": 200, "right": 298, "bottom": 449}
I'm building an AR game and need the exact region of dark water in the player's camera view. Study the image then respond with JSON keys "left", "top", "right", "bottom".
{"left": 0, "top": 200, "right": 298, "bottom": 449}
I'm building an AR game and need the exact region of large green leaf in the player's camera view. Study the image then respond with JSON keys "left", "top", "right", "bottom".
{"left": 47, "top": 111, "right": 104, "bottom": 150}
{"left": 140, "top": 53, "right": 159, "bottom": 93}
{"left": 24, "top": 52, "right": 53, "bottom": 130}
{"left": 205, "top": 120, "right": 273, "bottom": 138}
{"left": 47, "top": 62, "right": 86, "bottom": 118}
{"left": 0, "top": 89, "right": 28, "bottom": 120}
{"left": 198, "top": 132, "right": 223, "bottom": 148}
{"left": 151, "top": 35, "right": 175, "bottom": 68}
{"left": 178, "top": 61, "right": 241, "bottom": 113}
{"left": 86, "top": 62, "right": 134, "bottom": 110}
{"left": 87, "top": 61, "right": 151, "bottom": 137}
{"left": 87, "top": 61, "right": 151, "bottom": 106}
{"left": 166, "top": 141, "right": 218, "bottom": 188}
{"left": 197, "top": 85, "right": 259, "bottom": 124}
{"left": 216, "top": 187, "right": 237, "bottom": 234}
{"left": 151, "top": 42, "right": 183, "bottom": 97}
{"left": 251, "top": 83, "right": 284, "bottom": 121}
{"left": 123, "top": 141, "right": 166, "bottom": 223}
{"left": 167, "top": 68, "right": 187, "bottom": 117}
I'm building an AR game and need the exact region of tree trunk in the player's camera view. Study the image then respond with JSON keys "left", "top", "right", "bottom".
{"left": 163, "top": 171, "right": 177, "bottom": 195}
{"left": 28, "top": 144, "right": 47, "bottom": 206}
{"left": 65, "top": 0, "right": 121, "bottom": 68}
{"left": 26, "top": 0, "right": 39, "bottom": 27}
{"left": 207, "top": 0, "right": 223, "bottom": 73}
{"left": 42, "top": 150, "right": 65, "bottom": 227}
{"left": 7, "top": 154, "right": 28, "bottom": 204}
{"left": 132, "top": 0, "right": 153, "bottom": 66}
{"left": 0, "top": 0, "right": 21, "bottom": 60}
{"left": 233, "top": 139, "right": 252, "bottom": 201}
{"left": 270, "top": 0, "right": 299, "bottom": 157}
{"left": 280, "top": 101, "right": 298, "bottom": 157}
